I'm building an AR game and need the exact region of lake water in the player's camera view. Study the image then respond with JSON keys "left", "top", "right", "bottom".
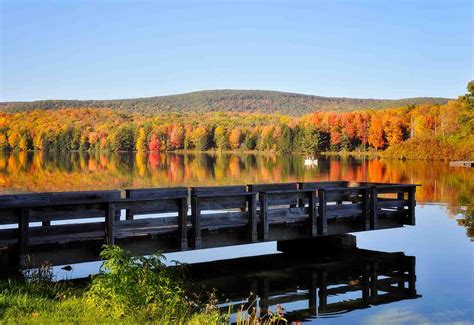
{"left": 1, "top": 152, "right": 473, "bottom": 323}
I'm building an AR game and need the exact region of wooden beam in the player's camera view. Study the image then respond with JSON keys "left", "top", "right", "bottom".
{"left": 177, "top": 197, "right": 188, "bottom": 250}
{"left": 248, "top": 194, "right": 258, "bottom": 242}
{"left": 191, "top": 194, "right": 202, "bottom": 249}
{"left": 369, "top": 187, "right": 378, "bottom": 230}
{"left": 18, "top": 208, "right": 29, "bottom": 258}
{"left": 308, "top": 191, "right": 317, "bottom": 237}
{"left": 407, "top": 186, "right": 416, "bottom": 225}
{"left": 317, "top": 189, "right": 328, "bottom": 235}
{"left": 361, "top": 188, "right": 370, "bottom": 230}
{"left": 258, "top": 193, "right": 269, "bottom": 241}
{"left": 105, "top": 203, "right": 115, "bottom": 245}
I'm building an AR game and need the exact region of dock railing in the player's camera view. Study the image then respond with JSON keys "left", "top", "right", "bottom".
{"left": 0, "top": 181, "right": 418, "bottom": 266}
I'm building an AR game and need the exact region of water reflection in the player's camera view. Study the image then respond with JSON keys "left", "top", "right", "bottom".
{"left": 188, "top": 248, "right": 419, "bottom": 323}
{"left": 0, "top": 151, "right": 472, "bottom": 238}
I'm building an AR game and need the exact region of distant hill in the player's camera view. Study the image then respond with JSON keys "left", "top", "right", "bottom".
{"left": 0, "top": 89, "right": 450, "bottom": 116}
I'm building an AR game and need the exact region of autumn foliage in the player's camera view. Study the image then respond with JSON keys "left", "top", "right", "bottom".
{"left": 0, "top": 84, "right": 472, "bottom": 160}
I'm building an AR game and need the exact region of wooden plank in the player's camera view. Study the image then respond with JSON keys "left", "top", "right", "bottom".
{"left": 298, "top": 181, "right": 348, "bottom": 190}
{"left": 259, "top": 193, "right": 269, "bottom": 241}
{"left": 115, "top": 199, "right": 179, "bottom": 214}
{"left": 28, "top": 204, "right": 107, "bottom": 221}
{"left": 28, "top": 223, "right": 105, "bottom": 245}
{"left": 361, "top": 188, "right": 370, "bottom": 230}
{"left": 248, "top": 194, "right": 258, "bottom": 242}
{"left": 200, "top": 212, "right": 249, "bottom": 230}
{"left": 117, "top": 216, "right": 178, "bottom": 228}
{"left": 369, "top": 187, "right": 378, "bottom": 230}
{"left": 199, "top": 195, "right": 247, "bottom": 210}
{"left": 318, "top": 190, "right": 328, "bottom": 235}
{"left": 266, "top": 191, "right": 310, "bottom": 204}
{"left": 326, "top": 207, "right": 363, "bottom": 218}
{"left": 0, "top": 193, "right": 50, "bottom": 207}
{"left": 0, "top": 209, "right": 20, "bottom": 225}
{"left": 105, "top": 203, "right": 115, "bottom": 245}
{"left": 308, "top": 191, "right": 317, "bottom": 236}
{"left": 19, "top": 208, "right": 29, "bottom": 256}
{"left": 192, "top": 186, "right": 246, "bottom": 196}
{"left": 248, "top": 183, "right": 297, "bottom": 192}
{"left": 0, "top": 191, "right": 119, "bottom": 209}
{"left": 48, "top": 190, "right": 120, "bottom": 204}
{"left": 191, "top": 195, "right": 202, "bottom": 249}
{"left": 267, "top": 207, "right": 309, "bottom": 223}
{"left": 178, "top": 197, "right": 188, "bottom": 250}
{"left": 125, "top": 187, "right": 187, "bottom": 200}
{"left": 407, "top": 186, "right": 416, "bottom": 225}
{"left": 377, "top": 199, "right": 407, "bottom": 209}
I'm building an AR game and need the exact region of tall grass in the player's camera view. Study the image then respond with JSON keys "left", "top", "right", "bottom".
{"left": 0, "top": 246, "right": 290, "bottom": 324}
{"left": 0, "top": 246, "right": 224, "bottom": 324}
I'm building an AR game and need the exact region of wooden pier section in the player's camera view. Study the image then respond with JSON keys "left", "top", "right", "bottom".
{"left": 0, "top": 181, "right": 418, "bottom": 268}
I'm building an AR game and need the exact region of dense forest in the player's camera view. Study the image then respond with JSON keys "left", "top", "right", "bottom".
{"left": 0, "top": 89, "right": 449, "bottom": 116}
{"left": 0, "top": 83, "right": 472, "bottom": 160}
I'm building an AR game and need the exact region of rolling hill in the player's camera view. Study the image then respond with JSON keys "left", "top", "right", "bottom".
{"left": 0, "top": 89, "right": 450, "bottom": 116}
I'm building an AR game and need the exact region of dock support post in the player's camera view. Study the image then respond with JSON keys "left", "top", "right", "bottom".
{"left": 308, "top": 191, "right": 317, "bottom": 237}
{"left": 361, "top": 188, "right": 370, "bottom": 230}
{"left": 308, "top": 270, "right": 318, "bottom": 313}
{"left": 318, "top": 270, "right": 328, "bottom": 308}
{"left": 317, "top": 189, "right": 328, "bottom": 235}
{"left": 178, "top": 197, "right": 188, "bottom": 250}
{"left": 257, "top": 278, "right": 269, "bottom": 315}
{"left": 18, "top": 208, "right": 29, "bottom": 266}
{"left": 370, "top": 261, "right": 378, "bottom": 303}
{"left": 191, "top": 193, "right": 202, "bottom": 249}
{"left": 105, "top": 203, "right": 115, "bottom": 245}
{"left": 369, "top": 187, "right": 378, "bottom": 230}
{"left": 248, "top": 194, "right": 258, "bottom": 242}
{"left": 258, "top": 193, "right": 269, "bottom": 241}
{"left": 407, "top": 186, "right": 416, "bottom": 225}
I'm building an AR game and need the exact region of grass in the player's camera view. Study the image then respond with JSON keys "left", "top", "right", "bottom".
{"left": 0, "top": 246, "right": 288, "bottom": 324}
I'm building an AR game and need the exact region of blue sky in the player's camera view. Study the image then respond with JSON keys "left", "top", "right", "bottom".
{"left": 1, "top": 0, "right": 472, "bottom": 101}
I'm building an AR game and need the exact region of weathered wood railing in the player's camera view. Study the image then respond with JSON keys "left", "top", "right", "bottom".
{"left": 0, "top": 181, "right": 418, "bottom": 267}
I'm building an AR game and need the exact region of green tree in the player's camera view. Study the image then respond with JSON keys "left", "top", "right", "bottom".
{"left": 277, "top": 124, "right": 293, "bottom": 153}
{"left": 459, "top": 80, "right": 474, "bottom": 110}
{"left": 192, "top": 126, "right": 210, "bottom": 151}
{"left": 213, "top": 126, "right": 229, "bottom": 150}
{"left": 301, "top": 125, "right": 320, "bottom": 153}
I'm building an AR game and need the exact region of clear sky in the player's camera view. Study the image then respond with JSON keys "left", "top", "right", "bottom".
{"left": 0, "top": 0, "right": 472, "bottom": 101}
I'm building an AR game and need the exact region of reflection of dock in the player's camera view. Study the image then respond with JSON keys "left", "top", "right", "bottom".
{"left": 0, "top": 181, "right": 417, "bottom": 269}
{"left": 188, "top": 246, "right": 420, "bottom": 322}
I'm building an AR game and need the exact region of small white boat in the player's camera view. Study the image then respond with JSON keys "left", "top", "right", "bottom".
{"left": 304, "top": 156, "right": 318, "bottom": 166}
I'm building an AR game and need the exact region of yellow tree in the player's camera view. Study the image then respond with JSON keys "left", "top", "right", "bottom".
{"left": 135, "top": 128, "right": 147, "bottom": 152}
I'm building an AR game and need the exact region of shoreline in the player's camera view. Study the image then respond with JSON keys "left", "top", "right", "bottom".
{"left": 0, "top": 149, "right": 458, "bottom": 161}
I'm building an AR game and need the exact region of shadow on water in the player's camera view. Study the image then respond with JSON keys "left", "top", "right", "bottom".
{"left": 186, "top": 247, "right": 420, "bottom": 323}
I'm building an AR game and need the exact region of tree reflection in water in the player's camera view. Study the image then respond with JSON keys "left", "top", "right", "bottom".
{"left": 0, "top": 151, "right": 472, "bottom": 238}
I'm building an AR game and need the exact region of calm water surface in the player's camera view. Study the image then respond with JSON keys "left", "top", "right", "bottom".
{"left": 1, "top": 152, "right": 472, "bottom": 323}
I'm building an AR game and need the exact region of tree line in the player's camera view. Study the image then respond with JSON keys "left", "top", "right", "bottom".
{"left": 0, "top": 82, "right": 472, "bottom": 160}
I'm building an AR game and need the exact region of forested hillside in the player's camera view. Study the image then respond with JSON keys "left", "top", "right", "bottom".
{"left": 0, "top": 89, "right": 449, "bottom": 116}
{"left": 0, "top": 83, "right": 471, "bottom": 160}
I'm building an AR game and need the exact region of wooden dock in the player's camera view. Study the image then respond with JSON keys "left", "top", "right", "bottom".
{"left": 189, "top": 246, "right": 419, "bottom": 320}
{"left": 0, "top": 181, "right": 418, "bottom": 269}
